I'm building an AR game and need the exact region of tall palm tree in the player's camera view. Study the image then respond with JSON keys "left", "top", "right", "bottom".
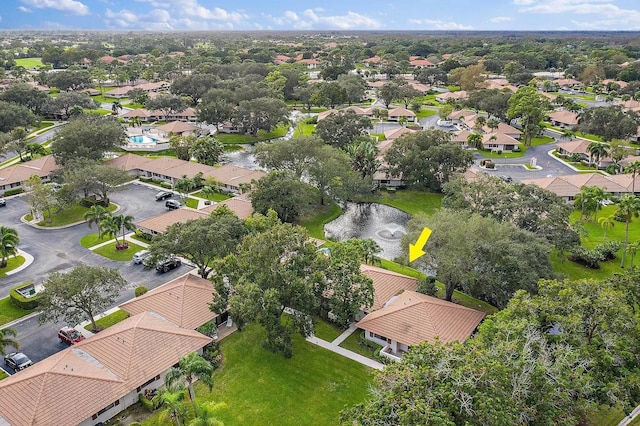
{"left": 99, "top": 215, "right": 121, "bottom": 245}
{"left": 466, "top": 133, "right": 483, "bottom": 150}
{"left": 111, "top": 100, "right": 123, "bottom": 115}
{"left": 598, "top": 215, "right": 616, "bottom": 240}
{"left": 113, "top": 214, "right": 135, "bottom": 249}
{"left": 624, "top": 160, "right": 640, "bottom": 195}
{"left": 25, "top": 143, "right": 46, "bottom": 159}
{"left": 0, "top": 328, "right": 19, "bottom": 356}
{"left": 587, "top": 141, "right": 609, "bottom": 169}
{"left": 616, "top": 195, "right": 640, "bottom": 268}
{"left": 164, "top": 352, "right": 214, "bottom": 410}
{"left": 84, "top": 205, "right": 110, "bottom": 239}
{"left": 154, "top": 388, "right": 188, "bottom": 426}
{"left": 487, "top": 117, "right": 500, "bottom": 132}
{"left": 0, "top": 226, "right": 19, "bottom": 268}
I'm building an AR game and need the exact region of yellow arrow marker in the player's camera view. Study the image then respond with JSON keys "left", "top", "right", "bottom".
{"left": 409, "top": 227, "right": 432, "bottom": 262}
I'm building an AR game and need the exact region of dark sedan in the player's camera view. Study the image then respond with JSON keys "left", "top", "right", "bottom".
{"left": 4, "top": 352, "right": 32, "bottom": 372}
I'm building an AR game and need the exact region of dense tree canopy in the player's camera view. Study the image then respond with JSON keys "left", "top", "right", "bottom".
{"left": 314, "top": 110, "right": 372, "bottom": 150}
{"left": 507, "top": 85, "right": 545, "bottom": 146}
{"left": 233, "top": 97, "right": 289, "bottom": 136}
{"left": 250, "top": 171, "right": 315, "bottom": 223}
{"left": 51, "top": 115, "right": 126, "bottom": 165}
{"left": 577, "top": 106, "right": 639, "bottom": 141}
{"left": 384, "top": 130, "right": 473, "bottom": 191}
{"left": 0, "top": 101, "right": 34, "bottom": 133}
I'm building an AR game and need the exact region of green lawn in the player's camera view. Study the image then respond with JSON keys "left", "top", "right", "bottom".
{"left": 216, "top": 125, "right": 288, "bottom": 144}
{"left": 314, "top": 317, "right": 343, "bottom": 342}
{"left": 589, "top": 405, "right": 626, "bottom": 426}
{"left": 80, "top": 232, "right": 108, "bottom": 249}
{"left": 0, "top": 370, "right": 8, "bottom": 381}
{"left": 223, "top": 144, "right": 244, "bottom": 152}
{"left": 14, "top": 57, "right": 43, "bottom": 68}
{"left": 415, "top": 109, "right": 437, "bottom": 120}
{"left": 84, "top": 309, "right": 130, "bottom": 331}
{"left": 478, "top": 136, "right": 556, "bottom": 159}
{"left": 298, "top": 202, "right": 341, "bottom": 240}
{"left": 183, "top": 197, "right": 199, "bottom": 209}
{"left": 370, "top": 133, "right": 386, "bottom": 142}
{"left": 339, "top": 330, "right": 380, "bottom": 359}
{"left": 192, "top": 191, "right": 231, "bottom": 202}
{"left": 294, "top": 122, "right": 315, "bottom": 136}
{"left": 553, "top": 206, "right": 640, "bottom": 280}
{"left": 0, "top": 296, "right": 36, "bottom": 326}
{"left": 142, "top": 324, "right": 374, "bottom": 426}
{"left": 0, "top": 256, "right": 26, "bottom": 279}
{"left": 36, "top": 203, "right": 117, "bottom": 227}
{"left": 361, "top": 190, "right": 443, "bottom": 216}
{"left": 93, "top": 241, "right": 147, "bottom": 261}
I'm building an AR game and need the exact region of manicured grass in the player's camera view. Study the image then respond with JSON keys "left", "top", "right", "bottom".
{"left": 87, "top": 108, "right": 113, "bottom": 116}
{"left": 36, "top": 202, "right": 117, "bottom": 227}
{"left": 92, "top": 241, "right": 147, "bottom": 261}
{"left": 216, "top": 125, "right": 288, "bottom": 144}
{"left": 125, "top": 102, "right": 145, "bottom": 109}
{"left": 192, "top": 191, "right": 231, "bottom": 202}
{"left": 415, "top": 109, "right": 437, "bottom": 119}
{"left": 370, "top": 133, "right": 386, "bottom": 142}
{"left": 184, "top": 197, "right": 199, "bottom": 209}
{"left": 223, "top": 144, "right": 244, "bottom": 152}
{"left": 80, "top": 232, "right": 108, "bottom": 249}
{"left": 0, "top": 370, "right": 8, "bottom": 381}
{"left": 84, "top": 309, "right": 130, "bottom": 331}
{"left": 298, "top": 202, "right": 341, "bottom": 240}
{"left": 361, "top": 189, "right": 443, "bottom": 216}
{"left": 0, "top": 295, "right": 36, "bottom": 326}
{"left": 314, "top": 317, "right": 343, "bottom": 342}
{"left": 479, "top": 147, "right": 527, "bottom": 158}
{"left": 129, "top": 233, "right": 152, "bottom": 244}
{"left": 339, "top": 330, "right": 380, "bottom": 359}
{"left": 38, "top": 121, "right": 54, "bottom": 130}
{"left": 294, "top": 122, "right": 315, "bottom": 136}
{"left": 589, "top": 405, "right": 626, "bottom": 426}
{"left": 143, "top": 324, "right": 374, "bottom": 426}
{"left": 14, "top": 57, "right": 43, "bottom": 68}
{"left": 0, "top": 256, "right": 26, "bottom": 279}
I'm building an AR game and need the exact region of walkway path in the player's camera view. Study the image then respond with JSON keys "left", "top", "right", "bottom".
{"left": 618, "top": 406, "right": 640, "bottom": 426}
{"left": 306, "top": 323, "right": 385, "bottom": 371}
{"left": 5, "top": 249, "right": 34, "bottom": 276}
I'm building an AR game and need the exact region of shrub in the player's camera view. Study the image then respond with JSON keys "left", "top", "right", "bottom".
{"left": 568, "top": 246, "right": 604, "bottom": 269}
{"left": 197, "top": 320, "right": 218, "bottom": 338}
{"left": 513, "top": 147, "right": 521, "bottom": 152}
{"left": 204, "top": 200, "right": 211, "bottom": 205}
{"left": 160, "top": 182, "right": 172, "bottom": 189}
{"left": 49, "top": 88, "right": 60, "bottom": 94}
{"left": 497, "top": 150, "right": 503, "bottom": 155}
{"left": 3, "top": 188, "right": 23, "bottom": 197}
{"left": 80, "top": 196, "right": 109, "bottom": 208}
{"left": 138, "top": 392, "right": 160, "bottom": 412}
{"left": 305, "top": 116, "right": 318, "bottom": 124}
{"left": 417, "top": 277, "right": 438, "bottom": 296}
{"left": 201, "top": 341, "right": 222, "bottom": 369}
{"left": 134, "top": 286, "right": 148, "bottom": 297}
{"left": 595, "top": 241, "right": 621, "bottom": 260}
{"left": 134, "top": 229, "right": 153, "bottom": 242}
{"left": 139, "top": 176, "right": 152, "bottom": 183}
{"left": 9, "top": 282, "right": 39, "bottom": 310}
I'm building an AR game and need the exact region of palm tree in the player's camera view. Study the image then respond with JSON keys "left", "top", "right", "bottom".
{"left": 616, "top": 195, "right": 640, "bottom": 268}
{"left": 487, "top": 117, "right": 500, "bottom": 132}
{"left": 189, "top": 401, "right": 226, "bottom": 426}
{"left": 99, "top": 215, "right": 121, "bottom": 244}
{"left": 624, "top": 160, "right": 640, "bottom": 195}
{"left": 129, "top": 116, "right": 142, "bottom": 128}
{"left": 154, "top": 388, "right": 188, "bottom": 426}
{"left": 113, "top": 214, "right": 135, "bottom": 249}
{"left": 200, "top": 185, "right": 219, "bottom": 201}
{"left": 25, "top": 143, "right": 46, "bottom": 159}
{"left": 587, "top": 141, "right": 609, "bottom": 169}
{"left": 0, "top": 226, "right": 19, "bottom": 268}
{"left": 466, "top": 133, "right": 483, "bottom": 150}
{"left": 0, "top": 328, "right": 19, "bottom": 356}
{"left": 474, "top": 116, "right": 486, "bottom": 133}
{"left": 598, "top": 215, "right": 615, "bottom": 240}
{"left": 361, "top": 239, "right": 381, "bottom": 265}
{"left": 68, "top": 105, "right": 85, "bottom": 118}
{"left": 84, "top": 205, "right": 110, "bottom": 239}
{"left": 111, "top": 100, "right": 123, "bottom": 115}
{"left": 164, "top": 352, "right": 214, "bottom": 411}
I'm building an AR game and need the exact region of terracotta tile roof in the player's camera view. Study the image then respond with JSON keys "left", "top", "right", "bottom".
{"left": 367, "top": 80, "right": 386, "bottom": 88}
{"left": 156, "top": 121, "right": 200, "bottom": 134}
{"left": 0, "top": 312, "right": 211, "bottom": 426}
{"left": 483, "top": 122, "right": 522, "bottom": 135}
{"left": 203, "top": 164, "right": 266, "bottom": 187}
{"left": 387, "top": 107, "right": 416, "bottom": 117}
{"left": 548, "top": 110, "right": 579, "bottom": 126}
{"left": 383, "top": 127, "right": 416, "bottom": 141}
{"left": 555, "top": 139, "right": 591, "bottom": 154}
{"left": 122, "top": 108, "right": 153, "bottom": 118}
{"left": 0, "top": 155, "right": 59, "bottom": 187}
{"left": 448, "top": 110, "right": 477, "bottom": 121}
{"left": 451, "top": 129, "right": 472, "bottom": 143}
{"left": 120, "top": 273, "right": 217, "bottom": 329}
{"left": 409, "top": 82, "right": 430, "bottom": 93}
{"left": 361, "top": 264, "right": 418, "bottom": 311}
{"left": 481, "top": 132, "right": 519, "bottom": 146}
{"left": 106, "top": 85, "right": 134, "bottom": 96}
{"left": 136, "top": 209, "right": 208, "bottom": 234}
{"left": 521, "top": 176, "right": 581, "bottom": 197}
{"left": 356, "top": 290, "right": 485, "bottom": 346}
{"left": 105, "top": 153, "right": 153, "bottom": 172}
{"left": 201, "top": 197, "right": 254, "bottom": 219}
{"left": 316, "top": 109, "right": 339, "bottom": 121}
{"left": 522, "top": 173, "right": 628, "bottom": 197}
{"left": 410, "top": 59, "right": 435, "bottom": 67}
{"left": 436, "top": 91, "right": 468, "bottom": 101}
{"left": 563, "top": 173, "right": 628, "bottom": 193}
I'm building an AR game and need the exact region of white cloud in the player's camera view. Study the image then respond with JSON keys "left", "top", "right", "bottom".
{"left": 409, "top": 19, "right": 473, "bottom": 30}
{"left": 135, "top": 0, "right": 170, "bottom": 8}
{"left": 18, "top": 6, "right": 32, "bottom": 13}
{"left": 272, "top": 9, "right": 380, "bottom": 29}
{"left": 104, "top": 8, "right": 138, "bottom": 27}
{"left": 514, "top": 0, "right": 640, "bottom": 29}
{"left": 173, "top": 0, "right": 248, "bottom": 24}
{"left": 490, "top": 16, "right": 512, "bottom": 23}
{"left": 21, "top": 0, "right": 89, "bottom": 16}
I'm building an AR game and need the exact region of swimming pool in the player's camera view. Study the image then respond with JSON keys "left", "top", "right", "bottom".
{"left": 129, "top": 135, "right": 158, "bottom": 144}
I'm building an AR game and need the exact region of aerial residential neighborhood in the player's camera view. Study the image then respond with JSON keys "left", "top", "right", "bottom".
{"left": 1, "top": 1, "right": 640, "bottom": 425}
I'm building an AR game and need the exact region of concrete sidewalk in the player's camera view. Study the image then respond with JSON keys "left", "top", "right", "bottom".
{"left": 306, "top": 334, "right": 385, "bottom": 370}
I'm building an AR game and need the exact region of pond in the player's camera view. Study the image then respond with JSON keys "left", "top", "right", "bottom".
{"left": 324, "top": 203, "right": 410, "bottom": 261}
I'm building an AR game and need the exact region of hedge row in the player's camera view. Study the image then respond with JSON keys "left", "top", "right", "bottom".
{"left": 9, "top": 282, "right": 39, "bottom": 310}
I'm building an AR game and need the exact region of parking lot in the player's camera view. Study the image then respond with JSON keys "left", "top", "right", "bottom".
{"left": 0, "top": 182, "right": 196, "bottom": 372}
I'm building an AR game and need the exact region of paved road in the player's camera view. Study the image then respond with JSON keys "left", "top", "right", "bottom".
{"left": 0, "top": 183, "right": 196, "bottom": 373}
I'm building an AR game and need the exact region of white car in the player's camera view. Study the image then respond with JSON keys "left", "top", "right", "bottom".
{"left": 132, "top": 250, "right": 150, "bottom": 264}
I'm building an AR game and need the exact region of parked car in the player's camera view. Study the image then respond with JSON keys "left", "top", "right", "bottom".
{"left": 58, "top": 326, "right": 85, "bottom": 345}
{"left": 0, "top": 198, "right": 5, "bottom": 207}
{"left": 499, "top": 175, "right": 513, "bottom": 183}
{"left": 4, "top": 352, "right": 32, "bottom": 371}
{"left": 155, "top": 191, "right": 173, "bottom": 201}
{"left": 165, "top": 199, "right": 182, "bottom": 210}
{"left": 132, "top": 249, "right": 151, "bottom": 265}
{"left": 155, "top": 256, "right": 181, "bottom": 273}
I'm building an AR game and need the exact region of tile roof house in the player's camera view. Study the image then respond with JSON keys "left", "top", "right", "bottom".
{"left": 435, "top": 91, "right": 468, "bottom": 103}
{"left": 522, "top": 173, "right": 630, "bottom": 202}
{"left": 156, "top": 121, "right": 200, "bottom": 136}
{"left": 409, "top": 59, "right": 436, "bottom": 68}
{"left": 136, "top": 208, "right": 208, "bottom": 235}
{"left": 555, "top": 139, "right": 592, "bottom": 162}
{"left": 387, "top": 107, "right": 416, "bottom": 122}
{"left": 482, "top": 122, "right": 522, "bottom": 140}
{"left": 481, "top": 132, "right": 520, "bottom": 152}
{"left": 0, "top": 155, "right": 60, "bottom": 195}
{"left": 0, "top": 311, "right": 211, "bottom": 426}
{"left": 383, "top": 127, "right": 416, "bottom": 141}
{"left": 356, "top": 267, "right": 485, "bottom": 362}
{"left": 316, "top": 109, "right": 339, "bottom": 121}
{"left": 200, "top": 197, "right": 255, "bottom": 219}
{"left": 105, "top": 85, "right": 134, "bottom": 98}
{"left": 120, "top": 273, "right": 218, "bottom": 329}
{"left": 548, "top": 110, "right": 579, "bottom": 128}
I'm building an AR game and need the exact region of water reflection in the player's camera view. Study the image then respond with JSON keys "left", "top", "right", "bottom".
{"left": 324, "top": 203, "right": 410, "bottom": 261}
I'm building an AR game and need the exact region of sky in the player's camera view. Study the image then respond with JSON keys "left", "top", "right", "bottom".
{"left": 1, "top": 0, "right": 640, "bottom": 31}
